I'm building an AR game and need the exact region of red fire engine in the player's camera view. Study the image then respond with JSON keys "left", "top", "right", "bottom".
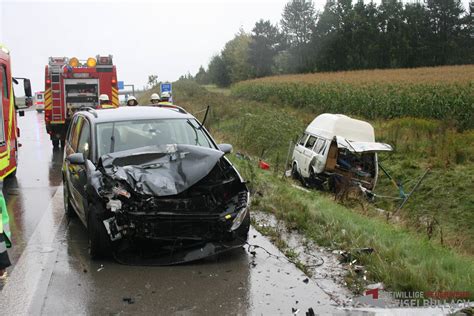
{"left": 44, "top": 55, "right": 118, "bottom": 148}
{"left": 0, "top": 44, "right": 32, "bottom": 178}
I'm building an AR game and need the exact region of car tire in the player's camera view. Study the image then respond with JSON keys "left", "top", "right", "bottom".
{"left": 52, "top": 139, "right": 59, "bottom": 149}
{"left": 63, "top": 180, "right": 76, "bottom": 218}
{"left": 291, "top": 163, "right": 299, "bottom": 179}
{"left": 60, "top": 139, "right": 65, "bottom": 148}
{"left": 87, "top": 204, "right": 111, "bottom": 259}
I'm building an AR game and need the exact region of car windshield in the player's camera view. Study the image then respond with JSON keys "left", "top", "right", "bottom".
{"left": 96, "top": 118, "right": 214, "bottom": 157}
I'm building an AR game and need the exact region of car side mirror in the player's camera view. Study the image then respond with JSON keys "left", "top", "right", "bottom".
{"left": 66, "top": 153, "right": 85, "bottom": 165}
{"left": 218, "top": 143, "right": 233, "bottom": 154}
{"left": 24, "top": 79, "right": 32, "bottom": 98}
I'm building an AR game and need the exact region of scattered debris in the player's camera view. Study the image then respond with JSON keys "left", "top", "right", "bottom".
{"left": 122, "top": 297, "right": 135, "bottom": 304}
{"left": 235, "top": 152, "right": 249, "bottom": 160}
{"left": 83, "top": 269, "right": 88, "bottom": 273}
{"left": 306, "top": 307, "right": 316, "bottom": 316}
{"left": 258, "top": 160, "right": 270, "bottom": 170}
{"left": 366, "top": 282, "right": 384, "bottom": 290}
{"left": 291, "top": 184, "right": 311, "bottom": 193}
{"left": 97, "top": 264, "right": 104, "bottom": 272}
{"left": 302, "top": 278, "right": 309, "bottom": 284}
{"left": 291, "top": 307, "right": 300, "bottom": 315}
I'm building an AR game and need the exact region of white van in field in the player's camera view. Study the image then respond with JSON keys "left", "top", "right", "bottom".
{"left": 291, "top": 113, "right": 392, "bottom": 191}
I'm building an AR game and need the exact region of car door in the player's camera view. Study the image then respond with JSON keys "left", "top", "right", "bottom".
{"left": 292, "top": 133, "right": 308, "bottom": 172}
{"left": 66, "top": 116, "right": 91, "bottom": 224}
{"left": 301, "top": 135, "right": 317, "bottom": 177}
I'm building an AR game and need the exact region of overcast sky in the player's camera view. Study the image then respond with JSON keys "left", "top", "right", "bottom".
{"left": 1, "top": 0, "right": 471, "bottom": 93}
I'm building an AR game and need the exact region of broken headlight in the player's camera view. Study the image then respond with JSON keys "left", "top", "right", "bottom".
{"left": 230, "top": 192, "right": 250, "bottom": 231}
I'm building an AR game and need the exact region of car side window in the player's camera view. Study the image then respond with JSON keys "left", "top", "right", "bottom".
{"left": 70, "top": 116, "right": 84, "bottom": 151}
{"left": 313, "top": 138, "right": 326, "bottom": 154}
{"left": 305, "top": 136, "right": 317, "bottom": 149}
{"left": 298, "top": 133, "right": 308, "bottom": 146}
{"left": 77, "top": 120, "right": 91, "bottom": 159}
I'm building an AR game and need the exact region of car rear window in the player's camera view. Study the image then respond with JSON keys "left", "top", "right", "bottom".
{"left": 96, "top": 118, "right": 214, "bottom": 157}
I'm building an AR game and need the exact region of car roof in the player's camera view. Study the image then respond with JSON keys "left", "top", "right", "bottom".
{"left": 79, "top": 106, "right": 195, "bottom": 124}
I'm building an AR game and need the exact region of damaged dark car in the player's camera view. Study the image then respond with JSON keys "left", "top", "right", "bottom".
{"left": 62, "top": 106, "right": 250, "bottom": 265}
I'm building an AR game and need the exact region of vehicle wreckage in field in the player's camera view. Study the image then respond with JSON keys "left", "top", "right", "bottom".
{"left": 63, "top": 107, "right": 250, "bottom": 264}
{"left": 291, "top": 113, "right": 393, "bottom": 193}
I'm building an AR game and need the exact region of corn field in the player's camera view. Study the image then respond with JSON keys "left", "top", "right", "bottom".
{"left": 231, "top": 65, "right": 474, "bottom": 130}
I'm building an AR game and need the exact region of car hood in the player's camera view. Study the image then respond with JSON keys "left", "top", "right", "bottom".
{"left": 97, "top": 144, "right": 224, "bottom": 197}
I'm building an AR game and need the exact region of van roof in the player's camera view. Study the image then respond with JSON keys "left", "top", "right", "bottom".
{"left": 306, "top": 113, "right": 375, "bottom": 142}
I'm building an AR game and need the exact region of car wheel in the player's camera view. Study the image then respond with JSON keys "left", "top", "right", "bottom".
{"left": 60, "top": 139, "right": 65, "bottom": 148}
{"left": 52, "top": 139, "right": 59, "bottom": 149}
{"left": 63, "top": 180, "right": 76, "bottom": 218}
{"left": 87, "top": 204, "right": 111, "bottom": 259}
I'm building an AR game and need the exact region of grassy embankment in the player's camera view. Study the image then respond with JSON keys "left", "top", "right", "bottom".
{"left": 139, "top": 66, "right": 474, "bottom": 296}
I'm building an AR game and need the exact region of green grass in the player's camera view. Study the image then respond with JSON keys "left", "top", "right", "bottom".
{"left": 232, "top": 157, "right": 474, "bottom": 296}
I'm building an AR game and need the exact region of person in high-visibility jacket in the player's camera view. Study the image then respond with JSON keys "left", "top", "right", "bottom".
{"left": 97, "top": 94, "right": 117, "bottom": 109}
{"left": 157, "top": 92, "right": 173, "bottom": 106}
{"left": 0, "top": 181, "right": 12, "bottom": 276}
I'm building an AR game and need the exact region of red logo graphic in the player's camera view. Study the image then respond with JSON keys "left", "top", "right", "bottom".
{"left": 366, "top": 288, "right": 379, "bottom": 299}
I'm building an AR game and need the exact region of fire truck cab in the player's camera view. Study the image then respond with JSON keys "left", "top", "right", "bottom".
{"left": 44, "top": 55, "right": 118, "bottom": 148}
{"left": 0, "top": 44, "right": 32, "bottom": 179}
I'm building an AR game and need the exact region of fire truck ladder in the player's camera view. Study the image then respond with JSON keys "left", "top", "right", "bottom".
{"left": 51, "top": 73, "right": 63, "bottom": 122}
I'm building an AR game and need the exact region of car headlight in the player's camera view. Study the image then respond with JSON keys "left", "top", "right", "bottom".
{"left": 230, "top": 192, "right": 250, "bottom": 231}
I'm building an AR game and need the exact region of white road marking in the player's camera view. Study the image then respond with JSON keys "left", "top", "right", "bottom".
{"left": 0, "top": 187, "right": 65, "bottom": 315}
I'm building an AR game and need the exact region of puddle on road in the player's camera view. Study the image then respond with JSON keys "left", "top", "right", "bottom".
{"left": 251, "top": 211, "right": 355, "bottom": 307}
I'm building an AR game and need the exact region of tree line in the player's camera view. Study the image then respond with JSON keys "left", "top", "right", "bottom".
{"left": 188, "top": 0, "right": 473, "bottom": 87}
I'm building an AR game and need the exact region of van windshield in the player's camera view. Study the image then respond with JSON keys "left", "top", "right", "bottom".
{"left": 96, "top": 118, "right": 213, "bottom": 157}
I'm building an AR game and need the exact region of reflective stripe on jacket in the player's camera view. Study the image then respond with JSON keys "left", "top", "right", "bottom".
{"left": 97, "top": 103, "right": 118, "bottom": 109}
{"left": 157, "top": 101, "right": 173, "bottom": 106}
{"left": 0, "top": 191, "right": 11, "bottom": 248}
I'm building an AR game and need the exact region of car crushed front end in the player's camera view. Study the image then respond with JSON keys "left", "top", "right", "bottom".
{"left": 89, "top": 144, "right": 250, "bottom": 265}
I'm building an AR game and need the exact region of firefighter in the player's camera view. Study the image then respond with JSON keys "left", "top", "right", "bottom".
{"left": 127, "top": 96, "right": 138, "bottom": 106}
{"left": 150, "top": 93, "right": 160, "bottom": 105}
{"left": 97, "top": 94, "right": 116, "bottom": 109}
{"left": 0, "top": 181, "right": 11, "bottom": 277}
{"left": 157, "top": 92, "right": 173, "bottom": 106}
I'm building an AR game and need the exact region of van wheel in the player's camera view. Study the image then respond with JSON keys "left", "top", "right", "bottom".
{"left": 88, "top": 205, "right": 111, "bottom": 259}
{"left": 291, "top": 163, "right": 299, "bottom": 179}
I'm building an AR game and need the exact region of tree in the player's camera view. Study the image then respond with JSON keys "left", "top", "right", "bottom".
{"left": 208, "top": 55, "right": 231, "bottom": 87}
{"left": 147, "top": 75, "right": 158, "bottom": 87}
{"left": 426, "top": 0, "right": 466, "bottom": 64}
{"left": 221, "top": 30, "right": 253, "bottom": 83}
{"left": 195, "top": 66, "right": 209, "bottom": 84}
{"left": 281, "top": 0, "right": 316, "bottom": 46}
{"left": 281, "top": 0, "right": 317, "bottom": 72}
{"left": 248, "top": 19, "right": 283, "bottom": 77}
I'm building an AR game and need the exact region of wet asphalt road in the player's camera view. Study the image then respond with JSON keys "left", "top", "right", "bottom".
{"left": 0, "top": 110, "right": 341, "bottom": 315}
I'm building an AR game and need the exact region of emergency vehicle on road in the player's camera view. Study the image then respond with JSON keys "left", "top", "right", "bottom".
{"left": 0, "top": 44, "right": 32, "bottom": 179}
{"left": 44, "top": 55, "right": 118, "bottom": 148}
{"left": 34, "top": 91, "right": 45, "bottom": 112}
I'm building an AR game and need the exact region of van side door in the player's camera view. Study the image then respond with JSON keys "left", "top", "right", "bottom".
{"left": 311, "top": 138, "right": 329, "bottom": 174}
{"left": 301, "top": 135, "right": 317, "bottom": 177}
